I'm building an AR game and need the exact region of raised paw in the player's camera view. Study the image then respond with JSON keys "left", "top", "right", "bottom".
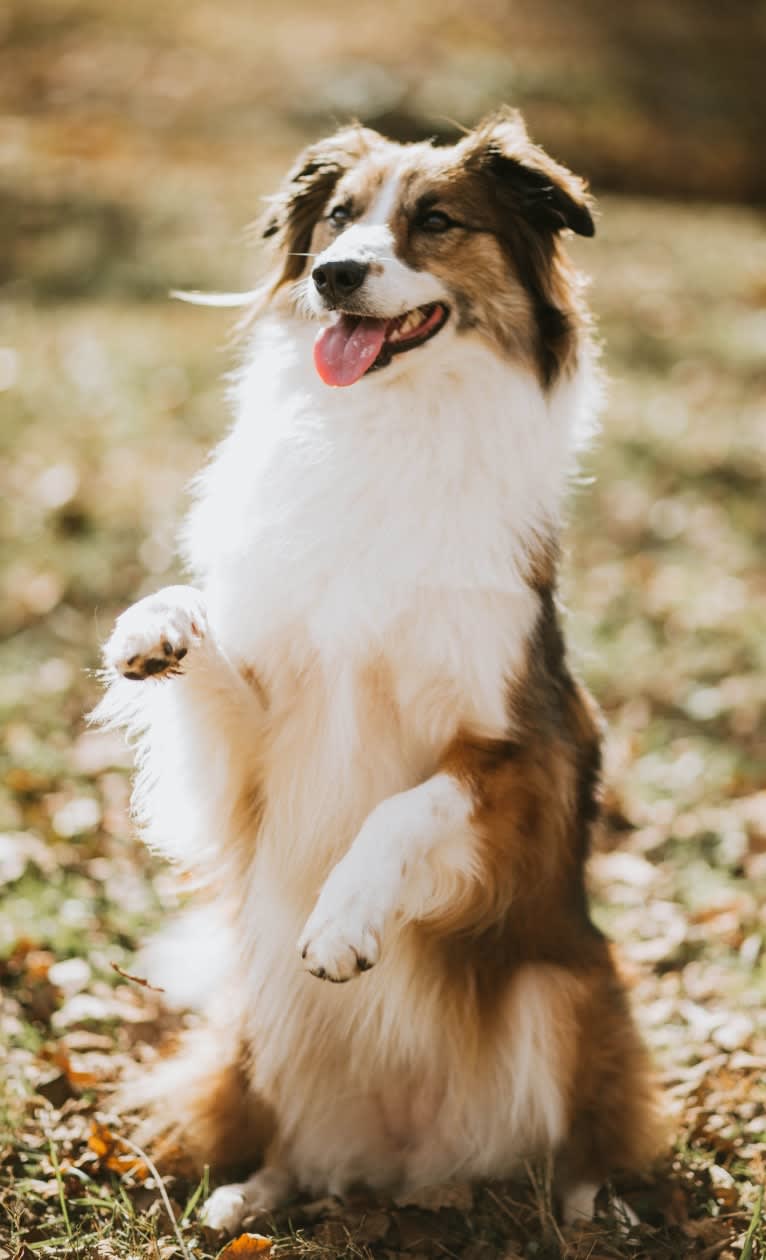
{"left": 298, "top": 890, "right": 382, "bottom": 983}
{"left": 104, "top": 584, "right": 207, "bottom": 681}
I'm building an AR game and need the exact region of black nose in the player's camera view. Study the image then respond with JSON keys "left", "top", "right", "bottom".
{"left": 312, "top": 260, "right": 369, "bottom": 304}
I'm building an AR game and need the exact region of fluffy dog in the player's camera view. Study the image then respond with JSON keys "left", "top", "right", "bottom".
{"left": 97, "top": 108, "right": 662, "bottom": 1233}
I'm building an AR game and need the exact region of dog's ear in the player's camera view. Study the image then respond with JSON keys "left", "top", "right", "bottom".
{"left": 464, "top": 109, "right": 595, "bottom": 238}
{"left": 262, "top": 125, "right": 383, "bottom": 290}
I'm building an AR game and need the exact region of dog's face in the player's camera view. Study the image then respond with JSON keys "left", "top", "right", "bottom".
{"left": 262, "top": 109, "right": 595, "bottom": 389}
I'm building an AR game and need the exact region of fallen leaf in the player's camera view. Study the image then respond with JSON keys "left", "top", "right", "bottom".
{"left": 712, "top": 1014, "right": 755, "bottom": 1052}
{"left": 0, "top": 831, "right": 53, "bottom": 883}
{"left": 52, "top": 992, "right": 111, "bottom": 1029}
{"left": 22, "top": 949, "right": 56, "bottom": 981}
{"left": 88, "top": 1121, "right": 148, "bottom": 1181}
{"left": 51, "top": 1045, "right": 100, "bottom": 1090}
{"left": 35, "top": 1070, "right": 74, "bottom": 1107}
{"left": 310, "top": 1221, "right": 347, "bottom": 1248}
{"left": 353, "top": 1209, "right": 392, "bottom": 1244}
{"left": 48, "top": 956, "right": 92, "bottom": 994}
{"left": 708, "top": 1162, "right": 738, "bottom": 1207}
{"left": 91, "top": 1243, "right": 122, "bottom": 1260}
{"left": 216, "top": 1235, "right": 273, "bottom": 1259}
{"left": 395, "top": 1181, "right": 474, "bottom": 1211}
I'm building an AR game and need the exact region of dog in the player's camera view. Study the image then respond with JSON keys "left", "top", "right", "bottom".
{"left": 96, "top": 108, "right": 662, "bottom": 1234}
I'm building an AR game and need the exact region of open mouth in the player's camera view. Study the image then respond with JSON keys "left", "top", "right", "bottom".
{"left": 313, "top": 302, "right": 449, "bottom": 388}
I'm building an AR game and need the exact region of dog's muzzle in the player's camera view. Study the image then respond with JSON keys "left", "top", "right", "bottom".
{"left": 312, "top": 260, "right": 369, "bottom": 307}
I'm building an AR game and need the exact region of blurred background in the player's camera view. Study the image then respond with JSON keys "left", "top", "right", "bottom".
{"left": 1, "top": 2, "right": 765, "bottom": 1256}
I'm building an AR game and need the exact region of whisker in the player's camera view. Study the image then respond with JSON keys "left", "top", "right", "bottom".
{"left": 170, "top": 288, "right": 262, "bottom": 308}
{"left": 288, "top": 253, "right": 401, "bottom": 263}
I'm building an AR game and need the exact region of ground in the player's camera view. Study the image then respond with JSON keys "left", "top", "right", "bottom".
{"left": 1, "top": 2, "right": 766, "bottom": 1257}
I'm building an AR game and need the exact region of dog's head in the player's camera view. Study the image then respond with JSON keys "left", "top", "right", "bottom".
{"left": 262, "top": 109, "right": 595, "bottom": 389}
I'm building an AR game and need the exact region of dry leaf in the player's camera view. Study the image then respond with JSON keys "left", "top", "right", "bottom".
{"left": 217, "top": 1235, "right": 273, "bottom": 1259}
{"left": 394, "top": 1181, "right": 473, "bottom": 1211}
{"left": 56, "top": 1052, "right": 100, "bottom": 1090}
{"left": 663, "top": 1182, "right": 689, "bottom": 1227}
{"left": 708, "top": 1163, "right": 738, "bottom": 1207}
{"left": 88, "top": 1121, "right": 149, "bottom": 1181}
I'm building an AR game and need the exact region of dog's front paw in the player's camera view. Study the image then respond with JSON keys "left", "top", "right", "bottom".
{"left": 298, "top": 885, "right": 383, "bottom": 983}
{"left": 104, "top": 585, "right": 206, "bottom": 681}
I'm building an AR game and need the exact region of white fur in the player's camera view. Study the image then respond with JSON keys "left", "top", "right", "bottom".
{"left": 97, "top": 231, "right": 601, "bottom": 1229}
{"left": 562, "top": 1182, "right": 639, "bottom": 1231}
{"left": 307, "top": 167, "right": 450, "bottom": 320}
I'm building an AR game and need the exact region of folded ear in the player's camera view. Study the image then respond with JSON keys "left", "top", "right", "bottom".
{"left": 464, "top": 108, "right": 595, "bottom": 238}
{"left": 261, "top": 124, "right": 383, "bottom": 288}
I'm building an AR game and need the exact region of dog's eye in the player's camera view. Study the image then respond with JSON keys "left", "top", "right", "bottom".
{"left": 329, "top": 205, "right": 352, "bottom": 226}
{"left": 417, "top": 210, "right": 455, "bottom": 234}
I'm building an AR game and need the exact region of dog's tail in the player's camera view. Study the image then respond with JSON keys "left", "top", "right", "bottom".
{"left": 118, "top": 1026, "right": 274, "bottom": 1174}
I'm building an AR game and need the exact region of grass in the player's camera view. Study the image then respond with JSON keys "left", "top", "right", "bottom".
{"left": 1, "top": 1, "right": 765, "bottom": 1256}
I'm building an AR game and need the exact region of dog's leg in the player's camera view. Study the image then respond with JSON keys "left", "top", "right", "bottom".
{"left": 562, "top": 1183, "right": 639, "bottom": 1230}
{"left": 202, "top": 1163, "right": 293, "bottom": 1235}
{"left": 298, "top": 770, "right": 477, "bottom": 981}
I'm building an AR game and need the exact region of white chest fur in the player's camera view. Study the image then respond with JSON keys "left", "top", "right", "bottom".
{"left": 184, "top": 315, "right": 592, "bottom": 744}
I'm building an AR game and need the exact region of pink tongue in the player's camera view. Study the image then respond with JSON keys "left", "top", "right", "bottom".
{"left": 313, "top": 316, "right": 387, "bottom": 387}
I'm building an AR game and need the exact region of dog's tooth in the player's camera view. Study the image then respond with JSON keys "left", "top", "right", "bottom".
{"left": 389, "top": 308, "right": 429, "bottom": 341}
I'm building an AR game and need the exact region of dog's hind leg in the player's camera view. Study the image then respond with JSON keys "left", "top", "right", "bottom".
{"left": 202, "top": 1161, "right": 293, "bottom": 1235}
{"left": 556, "top": 965, "right": 664, "bottom": 1231}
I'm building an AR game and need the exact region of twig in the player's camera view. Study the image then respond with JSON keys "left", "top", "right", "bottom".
{"left": 110, "top": 962, "right": 165, "bottom": 993}
{"left": 115, "top": 1133, "right": 193, "bottom": 1260}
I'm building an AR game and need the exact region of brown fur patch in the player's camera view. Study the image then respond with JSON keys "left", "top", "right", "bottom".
{"left": 261, "top": 125, "right": 390, "bottom": 295}
{"left": 423, "top": 583, "right": 663, "bottom": 1182}
{"left": 123, "top": 1030, "right": 275, "bottom": 1174}
{"left": 558, "top": 959, "right": 666, "bottom": 1189}
{"left": 263, "top": 109, "right": 595, "bottom": 386}
{"left": 239, "top": 661, "right": 269, "bottom": 709}
{"left": 385, "top": 124, "right": 593, "bottom": 385}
